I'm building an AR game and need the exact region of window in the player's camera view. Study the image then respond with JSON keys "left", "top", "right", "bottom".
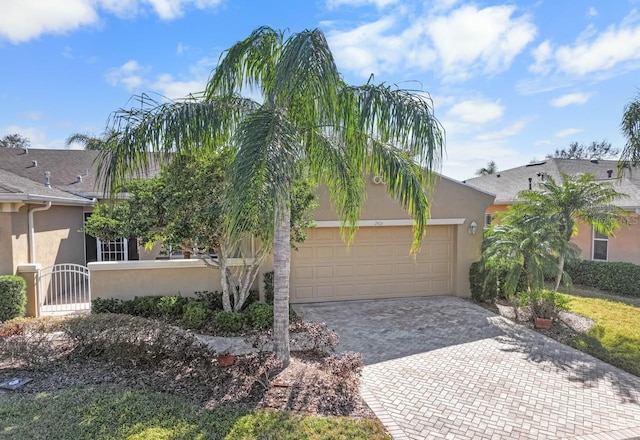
{"left": 485, "top": 213, "right": 492, "bottom": 226}
{"left": 96, "top": 238, "right": 129, "bottom": 262}
{"left": 592, "top": 230, "right": 608, "bottom": 261}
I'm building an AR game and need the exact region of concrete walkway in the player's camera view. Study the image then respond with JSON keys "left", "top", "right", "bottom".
{"left": 294, "top": 297, "right": 640, "bottom": 440}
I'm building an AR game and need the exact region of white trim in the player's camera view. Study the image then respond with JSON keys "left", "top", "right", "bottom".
{"left": 96, "top": 237, "right": 129, "bottom": 262}
{"left": 591, "top": 228, "right": 609, "bottom": 261}
{"left": 313, "top": 218, "right": 466, "bottom": 228}
{"left": 88, "top": 258, "right": 253, "bottom": 271}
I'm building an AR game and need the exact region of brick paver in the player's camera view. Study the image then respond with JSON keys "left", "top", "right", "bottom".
{"left": 294, "top": 297, "right": 640, "bottom": 440}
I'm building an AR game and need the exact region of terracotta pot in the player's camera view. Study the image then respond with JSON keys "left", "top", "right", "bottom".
{"left": 217, "top": 354, "right": 235, "bottom": 367}
{"left": 534, "top": 317, "right": 552, "bottom": 329}
{"left": 182, "top": 250, "right": 191, "bottom": 259}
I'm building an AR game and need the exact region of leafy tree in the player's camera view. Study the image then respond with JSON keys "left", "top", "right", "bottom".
{"left": 66, "top": 130, "right": 119, "bottom": 150}
{"left": 547, "top": 140, "right": 619, "bottom": 160}
{"left": 97, "top": 27, "right": 444, "bottom": 365}
{"left": 517, "top": 172, "right": 627, "bottom": 290}
{"left": 86, "top": 150, "right": 317, "bottom": 312}
{"left": 620, "top": 93, "right": 640, "bottom": 170}
{"left": 475, "top": 160, "right": 497, "bottom": 176}
{"left": 0, "top": 133, "right": 30, "bottom": 149}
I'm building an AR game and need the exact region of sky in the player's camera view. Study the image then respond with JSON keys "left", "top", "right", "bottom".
{"left": 1, "top": 0, "right": 640, "bottom": 181}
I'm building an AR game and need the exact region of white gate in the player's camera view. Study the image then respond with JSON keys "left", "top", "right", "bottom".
{"left": 38, "top": 264, "right": 91, "bottom": 315}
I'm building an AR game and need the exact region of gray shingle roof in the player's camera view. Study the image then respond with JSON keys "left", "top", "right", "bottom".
{"left": 0, "top": 148, "right": 161, "bottom": 199}
{"left": 0, "top": 169, "right": 94, "bottom": 204}
{"left": 464, "top": 158, "right": 640, "bottom": 209}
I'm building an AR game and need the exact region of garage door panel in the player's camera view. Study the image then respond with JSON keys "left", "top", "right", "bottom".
{"left": 291, "top": 226, "right": 454, "bottom": 303}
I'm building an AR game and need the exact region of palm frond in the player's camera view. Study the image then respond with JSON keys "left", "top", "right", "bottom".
{"left": 620, "top": 93, "right": 640, "bottom": 170}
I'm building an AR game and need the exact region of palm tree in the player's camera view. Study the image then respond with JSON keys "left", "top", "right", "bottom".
{"left": 517, "top": 172, "right": 627, "bottom": 290}
{"left": 66, "top": 129, "right": 120, "bottom": 150}
{"left": 97, "top": 27, "right": 445, "bottom": 365}
{"left": 620, "top": 93, "right": 640, "bottom": 170}
{"left": 475, "top": 160, "right": 497, "bottom": 176}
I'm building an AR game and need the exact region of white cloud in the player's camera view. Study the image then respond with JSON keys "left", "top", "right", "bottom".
{"left": 475, "top": 119, "right": 528, "bottom": 142}
{"left": 528, "top": 12, "right": 640, "bottom": 77}
{"left": 326, "top": 0, "right": 399, "bottom": 9}
{"left": 447, "top": 99, "right": 504, "bottom": 124}
{"left": 534, "top": 139, "right": 553, "bottom": 147}
{"left": 106, "top": 56, "right": 215, "bottom": 99}
{"left": 555, "top": 128, "right": 583, "bottom": 138}
{"left": 0, "top": 0, "right": 223, "bottom": 43}
{"left": 549, "top": 92, "right": 593, "bottom": 107}
{"left": 0, "top": 125, "right": 64, "bottom": 149}
{"left": 587, "top": 7, "right": 598, "bottom": 17}
{"left": 427, "top": 5, "right": 536, "bottom": 81}
{"left": 327, "top": 3, "right": 536, "bottom": 82}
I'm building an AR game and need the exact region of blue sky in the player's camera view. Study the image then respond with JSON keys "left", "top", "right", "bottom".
{"left": 1, "top": 0, "right": 639, "bottom": 180}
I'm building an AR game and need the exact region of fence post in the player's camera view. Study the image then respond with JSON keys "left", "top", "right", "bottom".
{"left": 17, "top": 263, "right": 40, "bottom": 318}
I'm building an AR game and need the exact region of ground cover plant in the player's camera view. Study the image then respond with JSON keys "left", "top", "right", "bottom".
{"left": 0, "top": 310, "right": 380, "bottom": 438}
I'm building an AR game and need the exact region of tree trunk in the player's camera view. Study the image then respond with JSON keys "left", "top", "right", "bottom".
{"left": 272, "top": 197, "right": 291, "bottom": 367}
{"left": 219, "top": 252, "right": 232, "bottom": 312}
{"left": 555, "top": 253, "right": 565, "bottom": 291}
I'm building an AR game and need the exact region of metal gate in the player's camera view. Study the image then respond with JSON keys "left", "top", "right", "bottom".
{"left": 38, "top": 264, "right": 91, "bottom": 315}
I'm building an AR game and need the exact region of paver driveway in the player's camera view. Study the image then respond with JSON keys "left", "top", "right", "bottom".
{"left": 294, "top": 296, "right": 640, "bottom": 440}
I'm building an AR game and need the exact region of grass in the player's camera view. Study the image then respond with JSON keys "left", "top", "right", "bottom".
{"left": 0, "top": 385, "right": 390, "bottom": 440}
{"left": 557, "top": 285, "right": 640, "bottom": 377}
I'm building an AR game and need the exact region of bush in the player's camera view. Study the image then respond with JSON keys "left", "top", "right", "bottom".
{"left": 182, "top": 302, "right": 209, "bottom": 329}
{"left": 214, "top": 311, "right": 245, "bottom": 333}
{"left": 565, "top": 260, "right": 640, "bottom": 296}
{"left": 469, "top": 261, "right": 528, "bottom": 302}
{"left": 0, "top": 275, "right": 27, "bottom": 322}
{"left": 0, "top": 317, "right": 63, "bottom": 368}
{"left": 244, "top": 302, "right": 273, "bottom": 329}
{"left": 263, "top": 271, "right": 274, "bottom": 304}
{"left": 157, "top": 296, "right": 189, "bottom": 318}
{"left": 194, "top": 290, "right": 223, "bottom": 311}
{"left": 517, "top": 289, "right": 569, "bottom": 320}
{"left": 91, "top": 297, "right": 125, "bottom": 314}
{"left": 63, "top": 314, "right": 213, "bottom": 367}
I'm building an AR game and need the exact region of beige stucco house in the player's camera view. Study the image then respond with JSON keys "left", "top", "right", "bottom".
{"left": 465, "top": 158, "right": 640, "bottom": 265}
{"left": 1, "top": 148, "right": 495, "bottom": 313}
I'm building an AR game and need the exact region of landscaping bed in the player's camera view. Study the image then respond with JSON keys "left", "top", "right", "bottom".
{"left": 0, "top": 313, "right": 387, "bottom": 439}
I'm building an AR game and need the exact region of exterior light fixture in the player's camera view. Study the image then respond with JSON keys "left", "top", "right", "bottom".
{"left": 468, "top": 220, "right": 478, "bottom": 235}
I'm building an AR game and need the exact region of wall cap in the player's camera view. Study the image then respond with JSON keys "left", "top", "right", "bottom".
{"left": 88, "top": 258, "right": 253, "bottom": 271}
{"left": 17, "top": 263, "right": 40, "bottom": 273}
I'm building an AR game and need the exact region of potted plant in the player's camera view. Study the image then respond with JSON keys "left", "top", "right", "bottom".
{"left": 529, "top": 290, "right": 568, "bottom": 329}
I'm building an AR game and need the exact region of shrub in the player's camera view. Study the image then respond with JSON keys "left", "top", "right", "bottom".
{"left": 62, "top": 314, "right": 213, "bottom": 367}
{"left": 182, "top": 302, "right": 210, "bottom": 329}
{"left": 157, "top": 296, "right": 188, "bottom": 318}
{"left": 214, "top": 311, "right": 245, "bottom": 333}
{"left": 263, "top": 271, "right": 274, "bottom": 304}
{"left": 244, "top": 302, "right": 273, "bottom": 329}
{"left": 290, "top": 321, "right": 338, "bottom": 355}
{"left": 194, "top": 290, "right": 223, "bottom": 311}
{"left": 0, "top": 317, "right": 63, "bottom": 368}
{"left": 517, "top": 289, "right": 569, "bottom": 320}
{"left": 130, "top": 296, "right": 165, "bottom": 318}
{"left": 469, "top": 261, "right": 528, "bottom": 302}
{"left": 0, "top": 275, "right": 27, "bottom": 322}
{"left": 565, "top": 260, "right": 640, "bottom": 296}
{"left": 91, "top": 297, "right": 125, "bottom": 314}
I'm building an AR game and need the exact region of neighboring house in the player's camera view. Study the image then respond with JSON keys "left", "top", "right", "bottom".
{"left": 1, "top": 147, "right": 495, "bottom": 309}
{"left": 465, "top": 158, "right": 640, "bottom": 264}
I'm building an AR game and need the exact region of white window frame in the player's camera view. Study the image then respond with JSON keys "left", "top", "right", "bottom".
{"left": 96, "top": 237, "right": 129, "bottom": 262}
{"left": 591, "top": 229, "right": 608, "bottom": 261}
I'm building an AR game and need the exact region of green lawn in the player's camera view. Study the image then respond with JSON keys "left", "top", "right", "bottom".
{"left": 559, "top": 286, "right": 640, "bottom": 377}
{"left": 0, "top": 385, "right": 390, "bottom": 440}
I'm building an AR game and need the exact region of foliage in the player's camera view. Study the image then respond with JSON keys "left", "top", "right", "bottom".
{"left": 475, "top": 160, "right": 497, "bottom": 176}
{"left": 0, "top": 317, "right": 63, "bottom": 368}
{"left": 182, "top": 301, "right": 210, "bottom": 329}
{"left": 547, "top": 140, "right": 619, "bottom": 160}
{"left": 0, "top": 133, "right": 30, "bottom": 149}
{"left": 469, "top": 261, "right": 500, "bottom": 301}
{"left": 98, "top": 27, "right": 445, "bottom": 364}
{"left": 91, "top": 297, "right": 125, "bottom": 314}
{"left": 195, "top": 290, "right": 224, "bottom": 311}
{"left": 157, "top": 295, "right": 189, "bottom": 317}
{"left": 244, "top": 302, "right": 274, "bottom": 329}
{"left": 517, "top": 289, "right": 569, "bottom": 319}
{"left": 263, "top": 271, "right": 274, "bottom": 304}
{"left": 565, "top": 260, "right": 640, "bottom": 296}
{"left": 563, "top": 290, "right": 640, "bottom": 377}
{"left": 214, "top": 311, "right": 246, "bottom": 333}
{"left": 619, "top": 92, "right": 640, "bottom": 170}
{"left": 289, "top": 321, "right": 339, "bottom": 355}
{"left": 0, "top": 385, "right": 390, "bottom": 440}
{"left": 66, "top": 130, "right": 120, "bottom": 150}
{"left": 0, "top": 275, "right": 27, "bottom": 322}
{"left": 63, "top": 314, "right": 214, "bottom": 367}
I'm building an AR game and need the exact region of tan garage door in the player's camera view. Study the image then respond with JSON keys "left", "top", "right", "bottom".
{"left": 290, "top": 225, "right": 454, "bottom": 303}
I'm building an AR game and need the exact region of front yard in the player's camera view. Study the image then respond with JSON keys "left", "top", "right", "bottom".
{"left": 0, "top": 313, "right": 389, "bottom": 440}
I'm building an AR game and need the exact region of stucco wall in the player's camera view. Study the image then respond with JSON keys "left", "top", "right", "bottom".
{"left": 33, "top": 205, "right": 85, "bottom": 269}
{"left": 310, "top": 176, "right": 494, "bottom": 297}
{"left": 0, "top": 212, "right": 14, "bottom": 275}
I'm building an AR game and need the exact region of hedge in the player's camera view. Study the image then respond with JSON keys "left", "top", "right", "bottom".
{"left": 469, "top": 262, "right": 529, "bottom": 302}
{"left": 0, "top": 275, "right": 27, "bottom": 322}
{"left": 564, "top": 260, "right": 640, "bottom": 296}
